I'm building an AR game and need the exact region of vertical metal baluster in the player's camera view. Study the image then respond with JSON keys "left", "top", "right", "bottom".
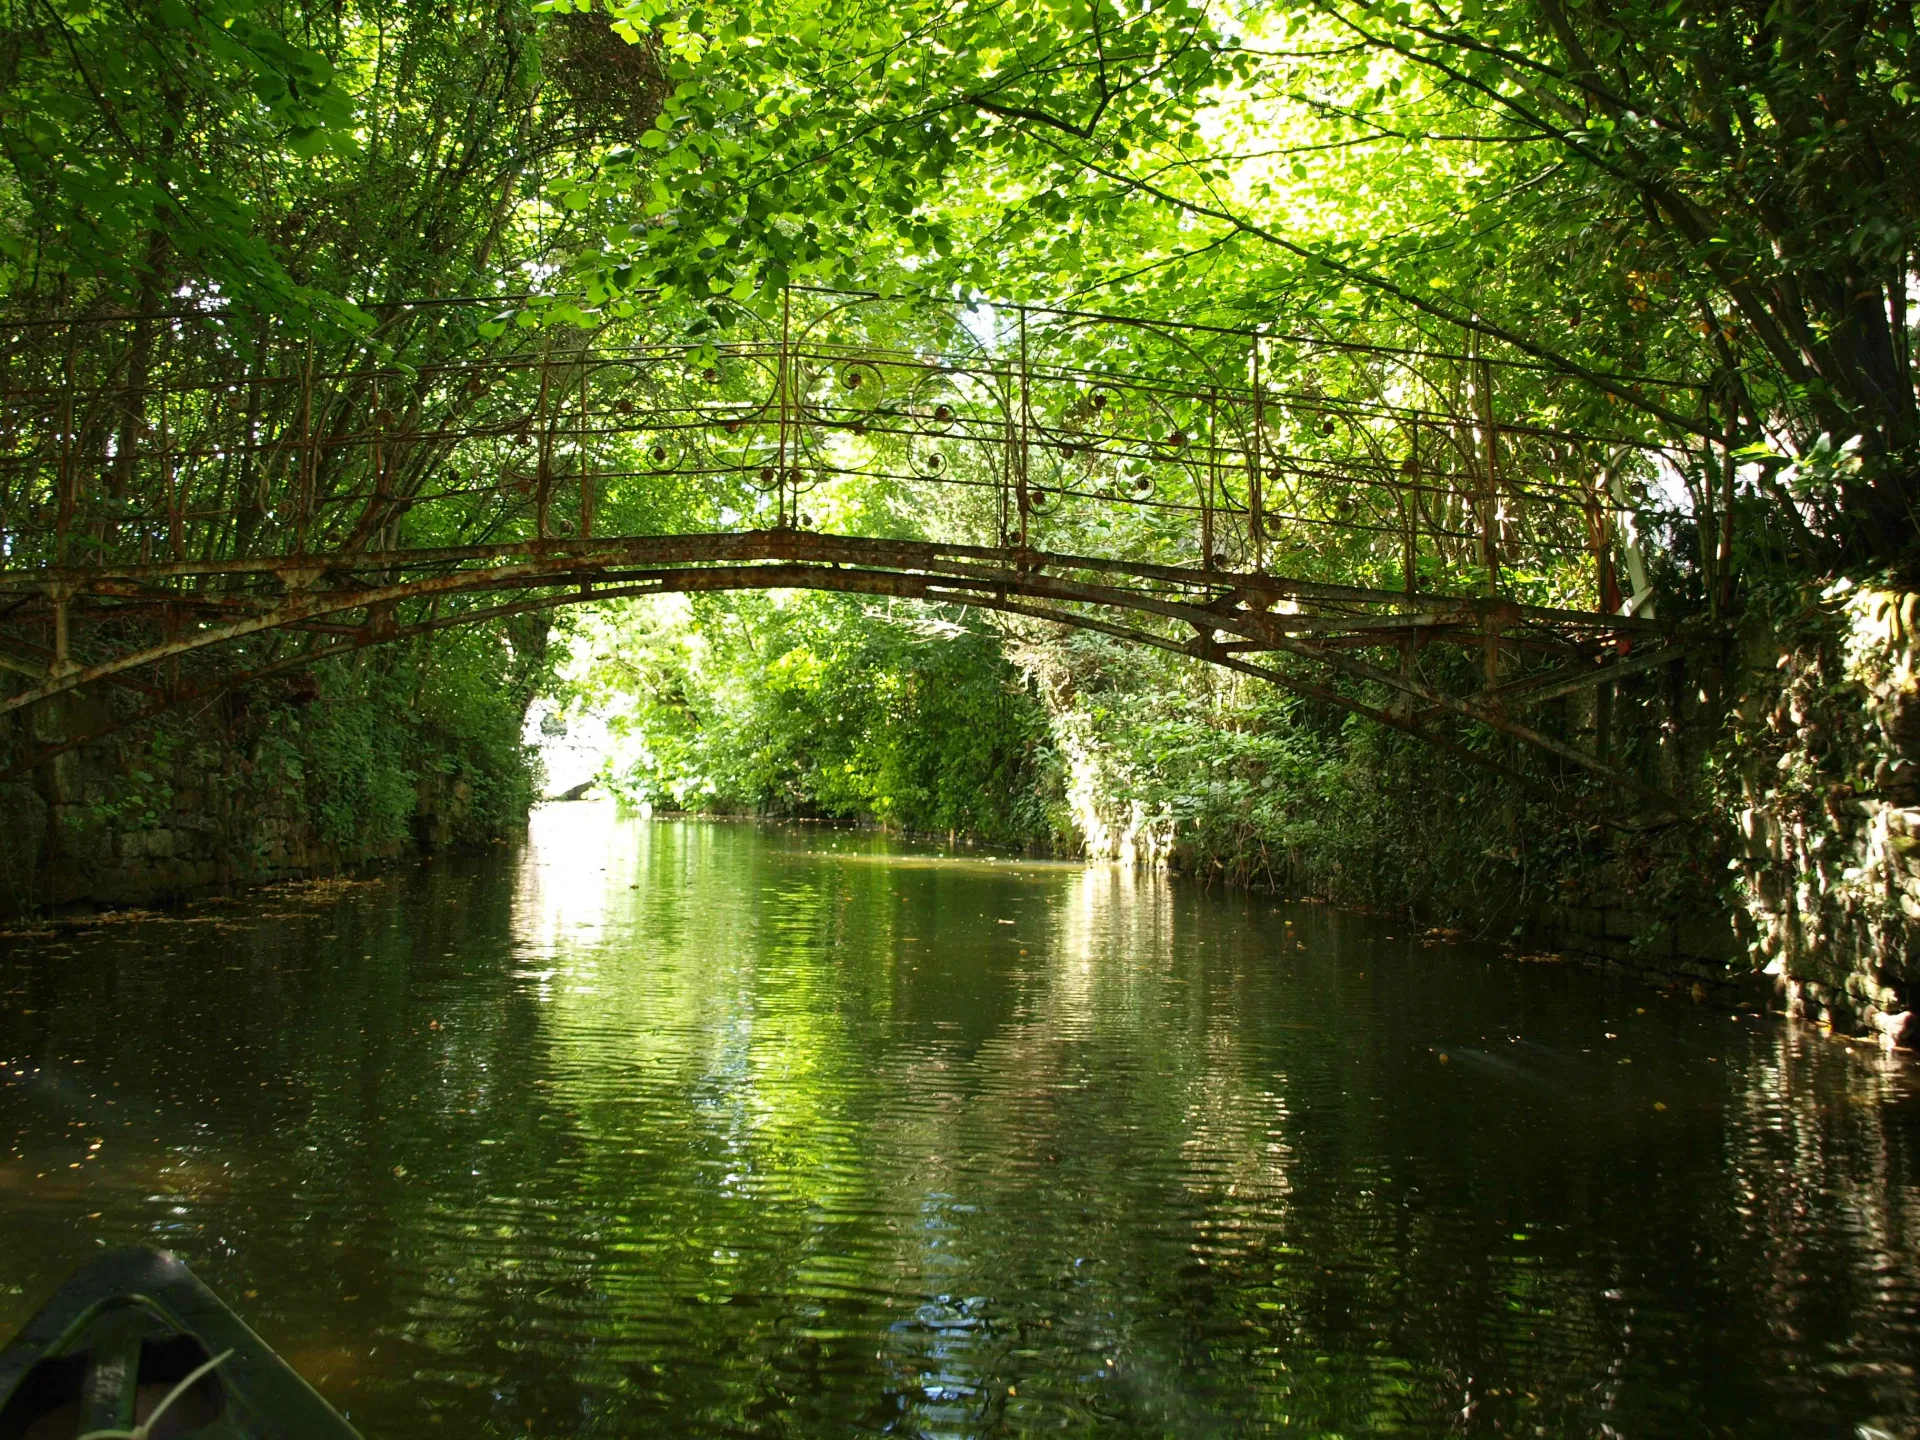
{"left": 0, "top": 339, "right": 12, "bottom": 563}
{"left": 534, "top": 348, "right": 552, "bottom": 540}
{"left": 776, "top": 287, "right": 792, "bottom": 529}
{"left": 1202, "top": 387, "right": 1216, "bottom": 570}
{"left": 1402, "top": 423, "right": 1419, "bottom": 595}
{"left": 998, "top": 365, "right": 1012, "bottom": 549}
{"left": 57, "top": 331, "right": 74, "bottom": 569}
{"left": 298, "top": 336, "right": 313, "bottom": 554}
{"left": 164, "top": 389, "right": 180, "bottom": 564}
{"left": 1474, "top": 344, "right": 1501, "bottom": 685}
{"left": 50, "top": 587, "right": 70, "bottom": 676}
{"left": 579, "top": 361, "right": 593, "bottom": 540}
{"left": 1015, "top": 307, "right": 1030, "bottom": 552}
{"left": 1248, "top": 334, "right": 1264, "bottom": 572}
{"left": 371, "top": 369, "right": 386, "bottom": 549}
{"left": 1474, "top": 352, "right": 1501, "bottom": 596}
{"left": 1716, "top": 401, "right": 1737, "bottom": 619}
{"left": 156, "top": 322, "right": 180, "bottom": 694}
{"left": 52, "top": 330, "right": 75, "bottom": 675}
{"left": 1590, "top": 467, "right": 1618, "bottom": 614}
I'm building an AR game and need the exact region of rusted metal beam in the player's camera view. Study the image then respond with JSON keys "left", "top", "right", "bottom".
{"left": 0, "top": 533, "right": 1698, "bottom": 806}
{"left": 1408, "top": 638, "right": 1705, "bottom": 723}
{"left": 0, "top": 530, "right": 1680, "bottom": 638}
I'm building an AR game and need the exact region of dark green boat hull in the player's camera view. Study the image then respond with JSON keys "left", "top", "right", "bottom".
{"left": 0, "top": 1248, "right": 362, "bottom": 1439}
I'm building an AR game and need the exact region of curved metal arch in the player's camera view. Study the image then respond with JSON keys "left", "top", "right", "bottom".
{"left": 1, "top": 529, "right": 1692, "bottom": 818}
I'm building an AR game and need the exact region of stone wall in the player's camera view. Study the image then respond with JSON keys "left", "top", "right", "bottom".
{"left": 1500, "top": 583, "right": 1920, "bottom": 1045}
{"left": 1512, "top": 654, "right": 1751, "bottom": 998}
{"left": 1526, "top": 883, "right": 1751, "bottom": 1001}
{"left": 0, "top": 680, "right": 494, "bottom": 920}
{"left": 1725, "top": 583, "right": 1919, "bottom": 1048}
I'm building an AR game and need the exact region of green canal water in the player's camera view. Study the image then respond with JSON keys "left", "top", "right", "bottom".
{"left": 3, "top": 807, "right": 1918, "bottom": 1437}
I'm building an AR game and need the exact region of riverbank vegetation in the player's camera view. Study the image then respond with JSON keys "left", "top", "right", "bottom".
{"left": 556, "top": 594, "right": 1061, "bottom": 844}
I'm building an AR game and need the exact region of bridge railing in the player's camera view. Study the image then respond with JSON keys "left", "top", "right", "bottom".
{"left": 0, "top": 288, "right": 1686, "bottom": 611}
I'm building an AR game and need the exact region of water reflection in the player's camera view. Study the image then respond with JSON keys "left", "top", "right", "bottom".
{"left": 1, "top": 809, "right": 1917, "bottom": 1437}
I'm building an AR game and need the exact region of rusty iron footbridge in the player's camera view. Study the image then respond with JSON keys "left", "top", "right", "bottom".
{"left": 0, "top": 288, "right": 1710, "bottom": 817}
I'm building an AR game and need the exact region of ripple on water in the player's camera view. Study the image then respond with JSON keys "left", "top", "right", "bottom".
{"left": 1, "top": 812, "right": 1917, "bottom": 1437}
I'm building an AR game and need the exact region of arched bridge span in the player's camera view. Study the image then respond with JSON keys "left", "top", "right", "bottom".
{"left": 0, "top": 289, "right": 1711, "bottom": 819}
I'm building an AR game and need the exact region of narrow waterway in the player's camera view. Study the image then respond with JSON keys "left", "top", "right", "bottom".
{"left": 3, "top": 806, "right": 1917, "bottom": 1437}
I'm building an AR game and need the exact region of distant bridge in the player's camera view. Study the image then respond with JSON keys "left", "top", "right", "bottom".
{"left": 0, "top": 288, "right": 1709, "bottom": 819}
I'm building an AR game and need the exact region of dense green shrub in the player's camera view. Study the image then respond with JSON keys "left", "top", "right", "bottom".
{"left": 558, "top": 593, "right": 1065, "bottom": 845}
{"left": 286, "top": 629, "right": 542, "bottom": 852}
